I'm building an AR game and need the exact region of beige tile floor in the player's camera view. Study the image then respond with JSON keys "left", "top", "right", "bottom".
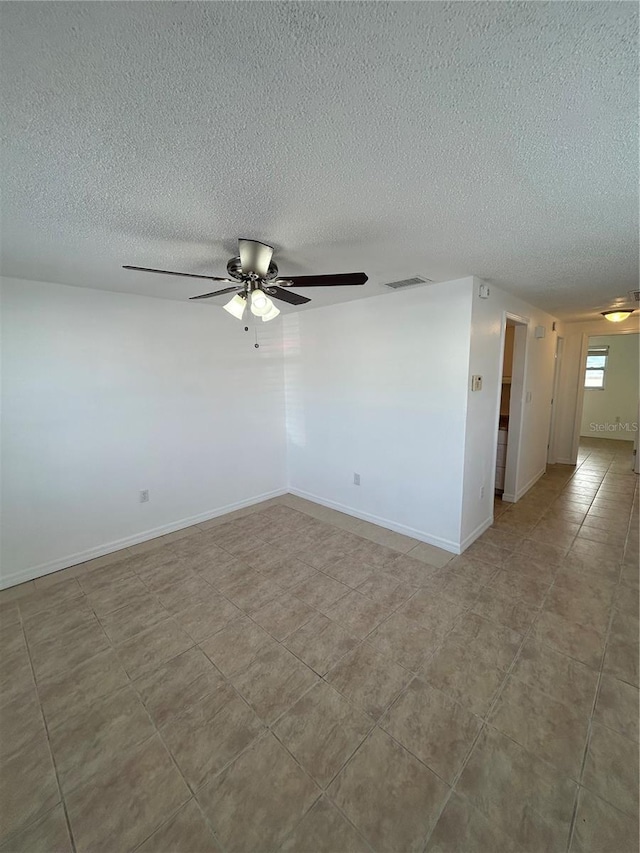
{"left": 0, "top": 438, "right": 638, "bottom": 852}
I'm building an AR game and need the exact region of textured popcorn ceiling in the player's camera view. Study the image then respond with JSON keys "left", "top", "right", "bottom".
{"left": 1, "top": 2, "right": 637, "bottom": 321}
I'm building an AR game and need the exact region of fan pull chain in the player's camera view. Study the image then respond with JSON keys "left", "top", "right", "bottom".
{"left": 243, "top": 321, "right": 260, "bottom": 349}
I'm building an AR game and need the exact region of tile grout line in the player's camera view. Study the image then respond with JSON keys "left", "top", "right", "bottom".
{"left": 420, "top": 550, "right": 562, "bottom": 853}
{"left": 20, "top": 578, "right": 226, "bottom": 853}
{"left": 561, "top": 448, "right": 635, "bottom": 852}
{"left": 20, "top": 508, "right": 418, "bottom": 807}
{"left": 2, "top": 450, "right": 636, "bottom": 851}
{"left": 81, "top": 546, "right": 304, "bottom": 853}
{"left": 33, "top": 582, "right": 200, "bottom": 853}
{"left": 16, "top": 604, "right": 79, "bottom": 853}
{"left": 421, "top": 439, "right": 637, "bottom": 848}
{"left": 124, "top": 671, "right": 233, "bottom": 853}
{"left": 118, "top": 515, "right": 399, "bottom": 851}
{"left": 268, "top": 717, "right": 375, "bottom": 853}
{"left": 210, "top": 531, "right": 470, "bottom": 849}
{"left": 565, "top": 559, "right": 625, "bottom": 853}
{"left": 243, "top": 470, "right": 634, "bottom": 852}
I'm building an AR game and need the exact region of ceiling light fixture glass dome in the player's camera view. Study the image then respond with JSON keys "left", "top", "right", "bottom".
{"left": 262, "top": 303, "right": 280, "bottom": 322}
{"left": 250, "top": 289, "right": 272, "bottom": 317}
{"left": 601, "top": 310, "right": 634, "bottom": 323}
{"left": 223, "top": 294, "right": 247, "bottom": 319}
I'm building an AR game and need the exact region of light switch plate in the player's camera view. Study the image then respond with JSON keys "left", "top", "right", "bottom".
{"left": 471, "top": 375, "right": 483, "bottom": 391}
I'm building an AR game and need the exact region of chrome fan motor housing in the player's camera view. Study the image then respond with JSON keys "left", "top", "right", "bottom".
{"left": 227, "top": 256, "right": 279, "bottom": 281}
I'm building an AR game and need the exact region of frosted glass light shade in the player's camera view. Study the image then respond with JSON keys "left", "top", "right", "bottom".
{"left": 262, "top": 303, "right": 280, "bottom": 322}
{"left": 250, "top": 289, "right": 271, "bottom": 317}
{"left": 223, "top": 294, "right": 246, "bottom": 319}
{"left": 601, "top": 310, "right": 633, "bottom": 323}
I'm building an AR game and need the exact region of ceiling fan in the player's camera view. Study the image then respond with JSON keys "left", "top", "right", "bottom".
{"left": 124, "top": 238, "right": 368, "bottom": 322}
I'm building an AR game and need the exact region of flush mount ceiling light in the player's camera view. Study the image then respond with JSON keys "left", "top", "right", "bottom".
{"left": 601, "top": 309, "right": 634, "bottom": 323}
{"left": 123, "top": 238, "right": 368, "bottom": 322}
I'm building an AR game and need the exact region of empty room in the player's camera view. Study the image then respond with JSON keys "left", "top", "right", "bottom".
{"left": 0, "top": 2, "right": 638, "bottom": 852}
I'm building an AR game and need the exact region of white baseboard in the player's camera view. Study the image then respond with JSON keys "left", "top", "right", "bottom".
{"left": 288, "top": 487, "right": 460, "bottom": 554}
{"left": 502, "top": 467, "right": 546, "bottom": 503}
{"left": 554, "top": 457, "right": 576, "bottom": 465}
{"left": 0, "top": 488, "right": 287, "bottom": 590}
{"left": 459, "top": 516, "right": 494, "bottom": 552}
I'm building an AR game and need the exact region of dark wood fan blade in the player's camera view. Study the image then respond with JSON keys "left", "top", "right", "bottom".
{"left": 189, "top": 286, "right": 243, "bottom": 300}
{"left": 267, "top": 286, "right": 311, "bottom": 306}
{"left": 238, "top": 239, "right": 273, "bottom": 278}
{"left": 275, "top": 272, "right": 368, "bottom": 287}
{"left": 123, "top": 265, "right": 233, "bottom": 283}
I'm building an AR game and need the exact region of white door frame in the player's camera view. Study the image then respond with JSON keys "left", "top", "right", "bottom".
{"left": 569, "top": 333, "right": 590, "bottom": 463}
{"left": 547, "top": 335, "right": 564, "bottom": 464}
{"left": 495, "top": 311, "right": 530, "bottom": 503}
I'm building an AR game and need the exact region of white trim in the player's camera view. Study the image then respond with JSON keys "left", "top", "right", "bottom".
{"left": 288, "top": 487, "right": 460, "bottom": 554}
{"left": 503, "top": 314, "right": 530, "bottom": 499}
{"left": 490, "top": 312, "right": 532, "bottom": 501}
{"left": 488, "top": 317, "right": 508, "bottom": 498}
{"left": 547, "top": 335, "right": 564, "bottom": 464}
{"left": 501, "top": 466, "right": 546, "bottom": 503}
{"left": 459, "top": 516, "right": 494, "bottom": 552}
{"left": 569, "top": 334, "right": 590, "bottom": 464}
{"left": 0, "top": 488, "right": 287, "bottom": 590}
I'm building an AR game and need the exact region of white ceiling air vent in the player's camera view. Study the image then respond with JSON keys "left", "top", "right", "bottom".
{"left": 383, "top": 275, "right": 433, "bottom": 290}
{"left": 628, "top": 290, "right": 640, "bottom": 302}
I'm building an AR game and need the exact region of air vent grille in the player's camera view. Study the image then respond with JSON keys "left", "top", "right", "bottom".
{"left": 629, "top": 290, "right": 640, "bottom": 302}
{"left": 383, "top": 275, "right": 433, "bottom": 290}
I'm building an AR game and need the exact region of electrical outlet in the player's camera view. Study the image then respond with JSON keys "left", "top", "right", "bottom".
{"left": 140, "top": 489, "right": 149, "bottom": 503}
{"left": 353, "top": 473, "right": 361, "bottom": 486}
{"left": 471, "top": 375, "right": 482, "bottom": 391}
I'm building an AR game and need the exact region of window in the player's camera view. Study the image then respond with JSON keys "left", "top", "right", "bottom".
{"left": 584, "top": 345, "right": 608, "bottom": 389}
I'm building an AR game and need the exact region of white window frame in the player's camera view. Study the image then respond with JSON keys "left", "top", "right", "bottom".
{"left": 584, "top": 345, "right": 608, "bottom": 390}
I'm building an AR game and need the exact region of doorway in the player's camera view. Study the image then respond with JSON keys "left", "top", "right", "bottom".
{"left": 495, "top": 315, "right": 528, "bottom": 502}
{"left": 575, "top": 331, "right": 639, "bottom": 470}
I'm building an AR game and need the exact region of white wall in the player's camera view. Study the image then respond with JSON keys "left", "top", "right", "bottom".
{"left": 1, "top": 277, "right": 287, "bottom": 587}
{"left": 460, "top": 279, "right": 558, "bottom": 546}
{"left": 580, "top": 334, "right": 639, "bottom": 440}
{"left": 0, "top": 271, "right": 585, "bottom": 586}
{"left": 553, "top": 315, "right": 640, "bottom": 463}
{"left": 283, "top": 278, "right": 475, "bottom": 551}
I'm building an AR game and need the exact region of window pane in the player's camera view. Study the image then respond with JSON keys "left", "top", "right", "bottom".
{"left": 586, "top": 355, "right": 606, "bottom": 369}
{"left": 585, "top": 369, "right": 604, "bottom": 388}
